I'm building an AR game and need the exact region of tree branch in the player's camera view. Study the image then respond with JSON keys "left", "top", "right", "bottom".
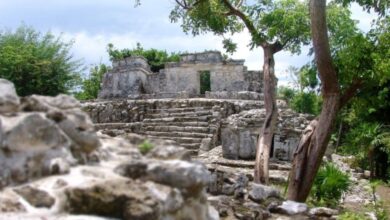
{"left": 339, "top": 78, "right": 363, "bottom": 109}
{"left": 220, "top": 0, "right": 265, "bottom": 45}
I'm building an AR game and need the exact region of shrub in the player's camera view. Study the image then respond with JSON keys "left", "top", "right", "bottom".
{"left": 138, "top": 140, "right": 154, "bottom": 154}
{"left": 107, "top": 43, "right": 180, "bottom": 72}
{"left": 0, "top": 25, "right": 82, "bottom": 96}
{"left": 311, "top": 162, "right": 351, "bottom": 207}
{"left": 75, "top": 64, "right": 108, "bottom": 100}
{"left": 290, "top": 91, "right": 321, "bottom": 115}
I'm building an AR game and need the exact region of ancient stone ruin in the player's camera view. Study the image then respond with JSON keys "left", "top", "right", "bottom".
{"left": 99, "top": 51, "right": 263, "bottom": 100}
{"left": 88, "top": 51, "right": 312, "bottom": 161}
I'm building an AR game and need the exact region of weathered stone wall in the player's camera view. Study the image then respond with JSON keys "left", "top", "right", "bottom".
{"left": 98, "top": 51, "right": 263, "bottom": 99}
{"left": 221, "top": 108, "right": 313, "bottom": 161}
{"left": 82, "top": 99, "right": 264, "bottom": 124}
{"left": 98, "top": 56, "right": 152, "bottom": 99}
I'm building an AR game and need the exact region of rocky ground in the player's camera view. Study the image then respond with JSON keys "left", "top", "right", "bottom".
{"left": 0, "top": 78, "right": 381, "bottom": 220}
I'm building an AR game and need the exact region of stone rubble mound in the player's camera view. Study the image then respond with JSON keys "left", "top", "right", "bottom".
{"left": 0, "top": 78, "right": 217, "bottom": 220}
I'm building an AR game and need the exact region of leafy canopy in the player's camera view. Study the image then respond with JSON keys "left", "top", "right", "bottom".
{"left": 0, "top": 25, "right": 82, "bottom": 96}
{"left": 170, "top": 0, "right": 310, "bottom": 53}
{"left": 107, "top": 43, "right": 180, "bottom": 72}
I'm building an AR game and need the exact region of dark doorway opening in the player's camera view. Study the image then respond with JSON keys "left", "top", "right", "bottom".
{"left": 200, "top": 71, "right": 211, "bottom": 95}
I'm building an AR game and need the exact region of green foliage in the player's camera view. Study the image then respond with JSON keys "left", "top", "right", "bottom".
{"left": 290, "top": 91, "right": 321, "bottom": 115}
{"left": 75, "top": 64, "right": 108, "bottom": 100}
{"left": 297, "top": 65, "right": 318, "bottom": 90}
{"left": 310, "top": 163, "right": 351, "bottom": 207}
{"left": 338, "top": 212, "right": 369, "bottom": 220}
{"left": 170, "top": 0, "right": 310, "bottom": 53}
{"left": 200, "top": 71, "right": 211, "bottom": 95}
{"left": 107, "top": 43, "right": 180, "bottom": 72}
{"left": 138, "top": 140, "right": 154, "bottom": 154}
{"left": 335, "top": 0, "right": 389, "bottom": 16}
{"left": 251, "top": 0, "right": 311, "bottom": 53}
{"left": 277, "top": 86, "right": 295, "bottom": 103}
{"left": 277, "top": 85, "right": 321, "bottom": 115}
{"left": 0, "top": 25, "right": 82, "bottom": 96}
{"left": 340, "top": 122, "right": 390, "bottom": 174}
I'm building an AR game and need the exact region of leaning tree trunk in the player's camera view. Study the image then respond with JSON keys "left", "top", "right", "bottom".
{"left": 287, "top": 0, "right": 341, "bottom": 201}
{"left": 254, "top": 45, "right": 279, "bottom": 184}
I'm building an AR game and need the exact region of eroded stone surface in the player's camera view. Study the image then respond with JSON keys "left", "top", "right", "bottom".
{"left": 0, "top": 78, "right": 20, "bottom": 114}
{"left": 14, "top": 186, "right": 55, "bottom": 208}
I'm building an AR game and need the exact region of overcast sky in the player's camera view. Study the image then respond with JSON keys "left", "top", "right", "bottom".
{"left": 0, "top": 0, "right": 377, "bottom": 86}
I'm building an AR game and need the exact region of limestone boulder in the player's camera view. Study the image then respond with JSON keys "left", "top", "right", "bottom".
{"left": 65, "top": 177, "right": 217, "bottom": 220}
{"left": 248, "top": 183, "right": 280, "bottom": 203}
{"left": 145, "top": 160, "right": 210, "bottom": 196}
{"left": 0, "top": 192, "right": 26, "bottom": 213}
{"left": 116, "top": 159, "right": 210, "bottom": 196}
{"left": 0, "top": 79, "right": 20, "bottom": 114}
{"left": 0, "top": 112, "right": 76, "bottom": 186}
{"left": 114, "top": 160, "right": 148, "bottom": 179}
{"left": 13, "top": 186, "right": 55, "bottom": 208}
{"left": 57, "top": 109, "right": 100, "bottom": 154}
{"left": 146, "top": 144, "right": 191, "bottom": 161}
{"left": 21, "top": 94, "right": 81, "bottom": 112}
{"left": 19, "top": 94, "right": 100, "bottom": 155}
{"left": 272, "top": 200, "right": 308, "bottom": 215}
{"left": 65, "top": 179, "right": 160, "bottom": 220}
{"left": 309, "top": 207, "right": 338, "bottom": 217}
{"left": 0, "top": 113, "right": 70, "bottom": 152}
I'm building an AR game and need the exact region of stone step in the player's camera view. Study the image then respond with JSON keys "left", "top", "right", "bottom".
{"left": 142, "top": 131, "right": 213, "bottom": 139}
{"left": 145, "top": 135, "right": 203, "bottom": 144}
{"left": 142, "top": 121, "right": 210, "bottom": 127}
{"left": 142, "top": 116, "right": 213, "bottom": 123}
{"left": 94, "top": 122, "right": 141, "bottom": 130}
{"left": 180, "top": 143, "right": 201, "bottom": 150}
{"left": 142, "top": 125, "right": 215, "bottom": 134}
{"left": 147, "top": 107, "right": 210, "bottom": 114}
{"left": 144, "top": 110, "right": 213, "bottom": 119}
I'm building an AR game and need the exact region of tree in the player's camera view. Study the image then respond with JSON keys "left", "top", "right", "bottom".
{"left": 287, "top": 0, "right": 389, "bottom": 201}
{"left": 107, "top": 43, "right": 180, "bottom": 72}
{"left": 75, "top": 64, "right": 108, "bottom": 100}
{"left": 169, "top": 0, "right": 310, "bottom": 184}
{"left": 0, "top": 25, "right": 82, "bottom": 96}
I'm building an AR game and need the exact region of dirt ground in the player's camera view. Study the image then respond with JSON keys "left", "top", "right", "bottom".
{"left": 377, "top": 185, "right": 390, "bottom": 216}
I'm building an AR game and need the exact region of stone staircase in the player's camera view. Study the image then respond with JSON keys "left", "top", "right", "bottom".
{"left": 139, "top": 106, "right": 221, "bottom": 154}
{"left": 93, "top": 105, "right": 222, "bottom": 155}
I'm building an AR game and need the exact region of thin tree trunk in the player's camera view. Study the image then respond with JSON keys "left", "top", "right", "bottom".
{"left": 287, "top": 0, "right": 341, "bottom": 201}
{"left": 254, "top": 45, "right": 278, "bottom": 184}
{"left": 335, "top": 121, "right": 343, "bottom": 152}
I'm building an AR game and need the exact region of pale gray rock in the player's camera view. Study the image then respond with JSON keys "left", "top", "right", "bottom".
{"left": 13, "top": 186, "right": 55, "bottom": 208}
{"left": 309, "top": 207, "right": 338, "bottom": 217}
{"left": 0, "top": 193, "right": 26, "bottom": 213}
{"left": 57, "top": 110, "right": 100, "bottom": 154}
{"left": 0, "top": 79, "right": 20, "bottom": 114}
{"left": 146, "top": 160, "right": 210, "bottom": 195}
{"left": 0, "top": 112, "right": 76, "bottom": 186}
{"left": 0, "top": 119, "right": 3, "bottom": 148}
{"left": 49, "top": 157, "right": 71, "bottom": 175}
{"left": 208, "top": 171, "right": 224, "bottom": 195}
{"left": 233, "top": 173, "right": 249, "bottom": 199}
{"left": 0, "top": 113, "right": 70, "bottom": 152}
{"left": 21, "top": 94, "right": 80, "bottom": 112}
{"left": 248, "top": 183, "right": 280, "bottom": 203}
{"left": 146, "top": 144, "right": 191, "bottom": 161}
{"left": 114, "top": 160, "right": 147, "bottom": 179}
{"left": 273, "top": 200, "right": 308, "bottom": 215}
{"left": 64, "top": 179, "right": 160, "bottom": 220}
